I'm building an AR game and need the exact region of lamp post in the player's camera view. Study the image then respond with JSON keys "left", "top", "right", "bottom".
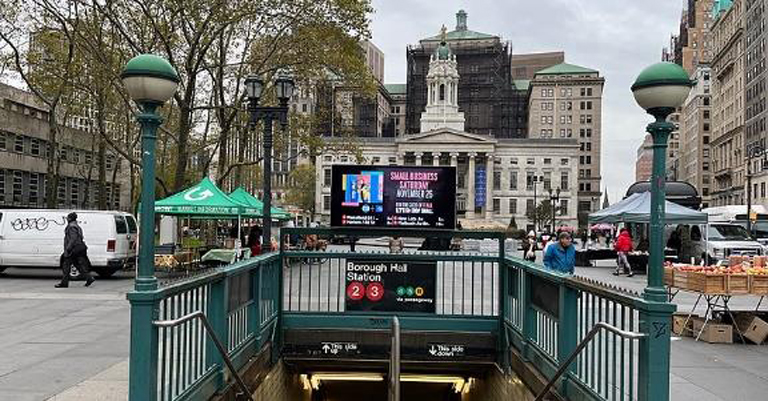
{"left": 548, "top": 187, "right": 561, "bottom": 233}
{"left": 531, "top": 175, "right": 543, "bottom": 232}
{"left": 121, "top": 54, "right": 179, "bottom": 291}
{"left": 631, "top": 61, "right": 693, "bottom": 401}
{"left": 244, "top": 73, "right": 294, "bottom": 251}
{"left": 745, "top": 145, "right": 767, "bottom": 234}
{"left": 121, "top": 54, "right": 179, "bottom": 401}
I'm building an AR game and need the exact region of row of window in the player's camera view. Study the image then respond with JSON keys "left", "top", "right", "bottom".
{"left": 0, "top": 169, "right": 121, "bottom": 209}
{"left": 0, "top": 131, "right": 118, "bottom": 169}
{"left": 323, "top": 155, "right": 572, "bottom": 167}
{"left": 540, "top": 87, "right": 595, "bottom": 98}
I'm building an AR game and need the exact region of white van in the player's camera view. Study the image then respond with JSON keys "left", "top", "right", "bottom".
{"left": 703, "top": 205, "right": 768, "bottom": 247}
{"left": 0, "top": 209, "right": 137, "bottom": 278}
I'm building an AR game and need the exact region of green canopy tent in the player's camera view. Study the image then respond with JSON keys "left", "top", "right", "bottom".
{"left": 155, "top": 177, "right": 260, "bottom": 217}
{"left": 153, "top": 177, "right": 261, "bottom": 253}
{"left": 229, "top": 187, "right": 292, "bottom": 221}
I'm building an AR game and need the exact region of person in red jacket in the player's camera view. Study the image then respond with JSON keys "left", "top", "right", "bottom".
{"left": 614, "top": 229, "right": 634, "bottom": 277}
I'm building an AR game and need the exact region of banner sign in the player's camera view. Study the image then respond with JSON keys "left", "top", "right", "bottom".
{"left": 331, "top": 165, "right": 456, "bottom": 229}
{"left": 475, "top": 164, "right": 486, "bottom": 208}
{"left": 344, "top": 260, "right": 436, "bottom": 313}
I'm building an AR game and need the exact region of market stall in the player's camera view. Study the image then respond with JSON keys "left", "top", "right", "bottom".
{"left": 153, "top": 177, "right": 262, "bottom": 268}
{"left": 583, "top": 192, "right": 709, "bottom": 272}
{"left": 666, "top": 256, "right": 768, "bottom": 344}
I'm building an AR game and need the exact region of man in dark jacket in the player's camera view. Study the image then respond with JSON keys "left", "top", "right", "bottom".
{"left": 56, "top": 212, "right": 95, "bottom": 288}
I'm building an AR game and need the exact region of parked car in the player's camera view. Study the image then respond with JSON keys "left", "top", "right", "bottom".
{"left": 0, "top": 209, "right": 137, "bottom": 278}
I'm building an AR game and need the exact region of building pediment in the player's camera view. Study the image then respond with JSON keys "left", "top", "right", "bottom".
{"left": 396, "top": 128, "right": 497, "bottom": 145}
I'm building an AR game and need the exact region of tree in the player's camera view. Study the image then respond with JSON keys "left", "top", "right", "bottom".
{"left": 526, "top": 200, "right": 554, "bottom": 232}
{"left": 284, "top": 163, "right": 316, "bottom": 218}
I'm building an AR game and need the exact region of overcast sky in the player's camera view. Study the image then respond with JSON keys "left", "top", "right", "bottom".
{"left": 369, "top": 0, "right": 683, "bottom": 203}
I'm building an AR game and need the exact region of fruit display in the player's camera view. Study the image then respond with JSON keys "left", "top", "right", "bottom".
{"left": 666, "top": 258, "right": 767, "bottom": 294}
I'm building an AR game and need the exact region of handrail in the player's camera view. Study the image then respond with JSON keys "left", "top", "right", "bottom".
{"left": 153, "top": 311, "right": 255, "bottom": 401}
{"left": 534, "top": 322, "right": 646, "bottom": 401}
{"left": 389, "top": 316, "right": 401, "bottom": 401}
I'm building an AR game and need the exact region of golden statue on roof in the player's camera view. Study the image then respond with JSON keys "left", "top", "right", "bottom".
{"left": 440, "top": 25, "right": 447, "bottom": 42}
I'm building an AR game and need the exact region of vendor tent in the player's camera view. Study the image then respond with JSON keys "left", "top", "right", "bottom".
{"left": 155, "top": 177, "right": 260, "bottom": 217}
{"left": 588, "top": 192, "right": 707, "bottom": 224}
{"left": 229, "top": 187, "right": 292, "bottom": 221}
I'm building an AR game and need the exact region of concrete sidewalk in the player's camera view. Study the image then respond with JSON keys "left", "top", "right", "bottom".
{"left": 46, "top": 360, "right": 128, "bottom": 401}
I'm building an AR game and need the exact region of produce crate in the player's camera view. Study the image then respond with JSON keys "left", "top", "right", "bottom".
{"left": 693, "top": 318, "right": 733, "bottom": 344}
{"left": 750, "top": 275, "right": 768, "bottom": 295}
{"left": 690, "top": 272, "right": 727, "bottom": 294}
{"left": 664, "top": 267, "right": 675, "bottom": 287}
{"left": 727, "top": 274, "right": 750, "bottom": 294}
{"left": 674, "top": 270, "right": 691, "bottom": 290}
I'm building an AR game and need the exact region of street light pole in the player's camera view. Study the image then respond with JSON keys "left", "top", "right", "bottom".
{"left": 245, "top": 74, "right": 294, "bottom": 253}
{"left": 549, "top": 187, "right": 561, "bottom": 233}
{"left": 121, "top": 54, "right": 179, "bottom": 401}
{"left": 632, "top": 62, "right": 693, "bottom": 401}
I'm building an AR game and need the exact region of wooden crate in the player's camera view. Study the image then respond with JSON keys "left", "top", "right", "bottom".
{"left": 690, "top": 272, "right": 727, "bottom": 294}
{"left": 750, "top": 275, "right": 768, "bottom": 295}
{"left": 664, "top": 267, "right": 675, "bottom": 287}
{"left": 727, "top": 274, "right": 750, "bottom": 294}
{"left": 674, "top": 270, "right": 691, "bottom": 290}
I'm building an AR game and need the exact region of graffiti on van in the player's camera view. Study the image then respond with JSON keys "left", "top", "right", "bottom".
{"left": 10, "top": 216, "right": 67, "bottom": 232}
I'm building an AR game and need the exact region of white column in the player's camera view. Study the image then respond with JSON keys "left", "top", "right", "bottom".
{"left": 485, "top": 154, "right": 494, "bottom": 219}
{"left": 432, "top": 152, "right": 440, "bottom": 166}
{"left": 415, "top": 152, "right": 423, "bottom": 166}
{"left": 450, "top": 152, "right": 459, "bottom": 167}
{"left": 396, "top": 152, "right": 404, "bottom": 166}
{"left": 467, "top": 152, "right": 476, "bottom": 218}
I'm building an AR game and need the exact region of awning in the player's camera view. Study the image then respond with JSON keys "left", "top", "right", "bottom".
{"left": 229, "top": 187, "right": 292, "bottom": 221}
{"left": 155, "top": 177, "right": 260, "bottom": 217}
{"left": 588, "top": 192, "right": 708, "bottom": 225}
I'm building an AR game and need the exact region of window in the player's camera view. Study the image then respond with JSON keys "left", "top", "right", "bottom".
{"left": 323, "top": 195, "right": 331, "bottom": 211}
{"left": 704, "top": 123, "right": 710, "bottom": 132}
{"left": 586, "top": 156, "right": 592, "bottom": 164}
{"left": 493, "top": 198, "right": 501, "bottom": 214}
{"left": 509, "top": 198, "right": 517, "bottom": 214}
{"left": 586, "top": 115, "right": 592, "bottom": 124}
{"left": 526, "top": 158, "right": 535, "bottom": 165}
{"left": 13, "top": 171, "right": 22, "bottom": 203}
{"left": 703, "top": 136, "right": 710, "bottom": 144}
{"left": 561, "top": 158, "right": 569, "bottom": 165}
{"left": 372, "top": 157, "right": 380, "bottom": 164}
{"left": 544, "top": 158, "right": 551, "bottom": 165}
{"left": 586, "top": 129, "right": 592, "bottom": 137}
{"left": 586, "top": 143, "right": 592, "bottom": 151}
{"left": 580, "top": 88, "right": 586, "bottom": 96}
{"left": 703, "top": 110, "right": 710, "bottom": 119}
{"left": 543, "top": 172, "right": 552, "bottom": 190}
{"left": 560, "top": 200, "right": 569, "bottom": 215}
{"left": 510, "top": 158, "right": 518, "bottom": 165}
{"left": 526, "top": 171, "right": 535, "bottom": 190}
{"left": 586, "top": 183, "right": 592, "bottom": 192}
{"left": 541, "top": 88, "right": 547, "bottom": 97}
{"left": 703, "top": 162, "right": 710, "bottom": 171}
{"left": 388, "top": 157, "right": 397, "bottom": 165}
{"left": 541, "top": 116, "right": 547, "bottom": 124}
{"left": 703, "top": 97, "right": 710, "bottom": 106}
{"left": 114, "top": 216, "right": 128, "bottom": 234}
{"left": 14, "top": 135, "right": 23, "bottom": 153}
{"left": 580, "top": 115, "right": 585, "bottom": 124}
{"left": 493, "top": 171, "right": 501, "bottom": 190}
{"left": 301, "top": 104, "right": 307, "bottom": 113}
{"left": 323, "top": 168, "right": 331, "bottom": 186}
{"left": 586, "top": 101, "right": 593, "bottom": 110}
{"left": 324, "top": 155, "right": 333, "bottom": 162}
{"left": 762, "top": 183, "right": 766, "bottom": 199}
{"left": 0, "top": 132, "right": 6, "bottom": 150}
{"left": 526, "top": 198, "right": 535, "bottom": 214}
{"left": 561, "top": 171, "right": 569, "bottom": 190}
{"left": 509, "top": 171, "right": 518, "bottom": 190}
{"left": 28, "top": 173, "right": 38, "bottom": 205}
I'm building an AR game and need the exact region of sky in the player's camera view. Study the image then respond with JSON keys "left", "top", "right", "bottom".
{"left": 369, "top": 0, "right": 683, "bottom": 204}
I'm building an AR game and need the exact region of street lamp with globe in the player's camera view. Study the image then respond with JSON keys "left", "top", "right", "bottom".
{"left": 631, "top": 61, "right": 692, "bottom": 401}
{"left": 121, "top": 54, "right": 179, "bottom": 291}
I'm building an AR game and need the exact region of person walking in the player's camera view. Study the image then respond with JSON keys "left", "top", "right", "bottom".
{"left": 543, "top": 232, "right": 576, "bottom": 274}
{"left": 56, "top": 212, "right": 95, "bottom": 288}
{"left": 614, "top": 228, "right": 634, "bottom": 277}
{"left": 523, "top": 231, "right": 537, "bottom": 262}
{"left": 247, "top": 225, "right": 262, "bottom": 257}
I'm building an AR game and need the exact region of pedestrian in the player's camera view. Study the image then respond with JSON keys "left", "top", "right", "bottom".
{"left": 543, "top": 232, "right": 576, "bottom": 274}
{"left": 523, "top": 231, "right": 537, "bottom": 262}
{"left": 614, "top": 228, "right": 634, "bottom": 277}
{"left": 247, "top": 225, "right": 262, "bottom": 257}
{"left": 389, "top": 236, "right": 404, "bottom": 254}
{"left": 56, "top": 212, "right": 95, "bottom": 288}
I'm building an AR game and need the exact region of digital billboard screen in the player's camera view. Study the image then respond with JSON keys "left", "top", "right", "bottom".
{"left": 331, "top": 165, "right": 456, "bottom": 229}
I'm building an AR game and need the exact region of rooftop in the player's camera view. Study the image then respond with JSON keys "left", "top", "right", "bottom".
{"left": 513, "top": 79, "right": 531, "bottom": 91}
{"left": 534, "top": 62, "right": 598, "bottom": 76}
{"left": 385, "top": 84, "right": 407, "bottom": 95}
{"left": 421, "top": 10, "right": 497, "bottom": 42}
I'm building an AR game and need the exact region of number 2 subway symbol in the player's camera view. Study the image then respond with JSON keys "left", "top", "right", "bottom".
{"left": 652, "top": 322, "right": 668, "bottom": 338}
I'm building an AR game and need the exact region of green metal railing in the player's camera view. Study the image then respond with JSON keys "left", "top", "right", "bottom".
{"left": 128, "top": 228, "right": 675, "bottom": 401}
{"left": 502, "top": 257, "right": 675, "bottom": 401}
{"left": 127, "top": 253, "right": 281, "bottom": 401}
